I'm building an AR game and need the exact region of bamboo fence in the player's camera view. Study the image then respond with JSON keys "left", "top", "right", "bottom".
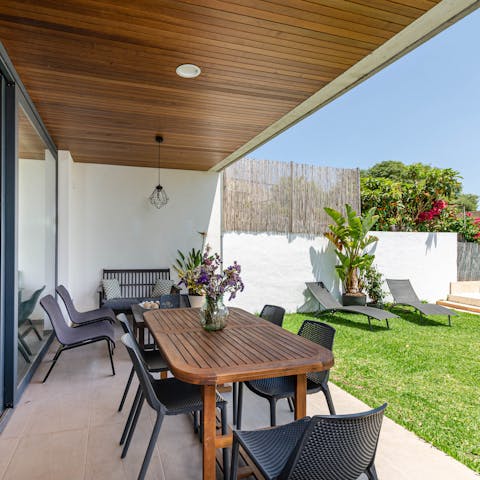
{"left": 223, "top": 158, "right": 360, "bottom": 235}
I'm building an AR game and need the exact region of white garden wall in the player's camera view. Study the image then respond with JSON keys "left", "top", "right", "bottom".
{"left": 58, "top": 151, "right": 222, "bottom": 309}
{"left": 223, "top": 231, "right": 457, "bottom": 314}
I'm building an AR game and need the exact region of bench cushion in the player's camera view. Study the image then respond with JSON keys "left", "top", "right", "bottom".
{"left": 102, "top": 297, "right": 140, "bottom": 311}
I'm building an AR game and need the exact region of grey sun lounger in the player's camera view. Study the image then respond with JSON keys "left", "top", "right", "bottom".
{"left": 386, "top": 279, "right": 456, "bottom": 326}
{"left": 306, "top": 282, "right": 397, "bottom": 330}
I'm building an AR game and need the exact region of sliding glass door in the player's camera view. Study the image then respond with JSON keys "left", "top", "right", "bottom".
{"left": 0, "top": 43, "right": 57, "bottom": 418}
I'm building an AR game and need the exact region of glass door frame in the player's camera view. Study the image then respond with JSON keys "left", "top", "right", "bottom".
{"left": 0, "top": 41, "right": 58, "bottom": 418}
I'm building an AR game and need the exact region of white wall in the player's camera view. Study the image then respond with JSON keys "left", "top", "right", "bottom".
{"left": 18, "top": 153, "right": 56, "bottom": 322}
{"left": 58, "top": 152, "right": 222, "bottom": 309}
{"left": 223, "top": 231, "right": 457, "bottom": 314}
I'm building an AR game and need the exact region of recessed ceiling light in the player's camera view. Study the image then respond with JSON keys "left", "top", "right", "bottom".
{"left": 176, "top": 64, "right": 201, "bottom": 78}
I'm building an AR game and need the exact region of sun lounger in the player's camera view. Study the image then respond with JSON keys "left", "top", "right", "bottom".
{"left": 306, "top": 281, "right": 397, "bottom": 330}
{"left": 386, "top": 279, "right": 456, "bottom": 326}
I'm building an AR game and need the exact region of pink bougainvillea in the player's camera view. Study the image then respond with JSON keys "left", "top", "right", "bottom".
{"left": 417, "top": 200, "right": 448, "bottom": 223}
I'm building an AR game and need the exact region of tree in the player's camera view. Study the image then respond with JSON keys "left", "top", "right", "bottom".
{"left": 455, "top": 193, "right": 479, "bottom": 212}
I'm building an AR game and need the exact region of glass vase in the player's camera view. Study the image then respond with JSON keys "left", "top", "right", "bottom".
{"left": 200, "top": 295, "right": 229, "bottom": 331}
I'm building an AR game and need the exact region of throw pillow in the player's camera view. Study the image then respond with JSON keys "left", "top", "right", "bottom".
{"left": 151, "top": 278, "right": 175, "bottom": 297}
{"left": 102, "top": 279, "right": 122, "bottom": 300}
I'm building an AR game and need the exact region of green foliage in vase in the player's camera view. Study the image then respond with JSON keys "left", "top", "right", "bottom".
{"left": 173, "top": 248, "right": 204, "bottom": 295}
{"left": 324, "top": 204, "right": 379, "bottom": 295}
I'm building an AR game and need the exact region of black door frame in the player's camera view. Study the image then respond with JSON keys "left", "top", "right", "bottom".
{"left": 0, "top": 41, "right": 58, "bottom": 422}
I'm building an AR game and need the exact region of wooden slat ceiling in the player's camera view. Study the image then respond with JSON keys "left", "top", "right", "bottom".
{"left": 0, "top": 0, "right": 441, "bottom": 170}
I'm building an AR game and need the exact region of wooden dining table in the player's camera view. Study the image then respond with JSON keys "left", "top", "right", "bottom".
{"left": 143, "top": 307, "right": 334, "bottom": 480}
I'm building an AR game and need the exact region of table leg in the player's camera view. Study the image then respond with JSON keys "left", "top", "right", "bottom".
{"left": 202, "top": 384, "right": 217, "bottom": 480}
{"left": 138, "top": 326, "right": 145, "bottom": 349}
{"left": 294, "top": 373, "right": 307, "bottom": 420}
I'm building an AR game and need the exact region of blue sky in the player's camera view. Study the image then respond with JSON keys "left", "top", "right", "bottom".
{"left": 251, "top": 8, "right": 480, "bottom": 197}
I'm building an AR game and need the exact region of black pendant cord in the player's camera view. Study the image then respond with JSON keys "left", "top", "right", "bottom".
{"left": 156, "top": 135, "right": 163, "bottom": 188}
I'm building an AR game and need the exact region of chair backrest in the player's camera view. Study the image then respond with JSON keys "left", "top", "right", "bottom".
{"left": 101, "top": 269, "right": 170, "bottom": 300}
{"left": 159, "top": 294, "right": 181, "bottom": 309}
{"left": 386, "top": 279, "right": 420, "bottom": 303}
{"left": 19, "top": 285, "right": 46, "bottom": 322}
{"left": 305, "top": 282, "right": 341, "bottom": 310}
{"left": 40, "top": 294, "right": 77, "bottom": 346}
{"left": 56, "top": 285, "right": 80, "bottom": 322}
{"left": 259, "top": 304, "right": 285, "bottom": 327}
{"left": 281, "top": 404, "right": 387, "bottom": 480}
{"left": 121, "top": 333, "right": 165, "bottom": 414}
{"left": 298, "top": 320, "right": 335, "bottom": 385}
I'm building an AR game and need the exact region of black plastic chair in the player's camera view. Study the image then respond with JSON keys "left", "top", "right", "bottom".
{"left": 56, "top": 285, "right": 116, "bottom": 326}
{"left": 259, "top": 304, "right": 286, "bottom": 326}
{"left": 120, "top": 333, "right": 230, "bottom": 480}
{"left": 231, "top": 404, "right": 387, "bottom": 480}
{"left": 232, "top": 304, "right": 286, "bottom": 425}
{"left": 236, "top": 320, "right": 336, "bottom": 428}
{"left": 158, "top": 294, "right": 181, "bottom": 309}
{"left": 116, "top": 313, "right": 169, "bottom": 412}
{"left": 39, "top": 295, "right": 115, "bottom": 382}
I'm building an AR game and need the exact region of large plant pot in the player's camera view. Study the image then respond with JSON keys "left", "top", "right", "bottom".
{"left": 188, "top": 294, "right": 204, "bottom": 308}
{"left": 342, "top": 293, "right": 366, "bottom": 307}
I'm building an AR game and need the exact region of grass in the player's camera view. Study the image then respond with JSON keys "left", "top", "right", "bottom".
{"left": 283, "top": 307, "right": 480, "bottom": 473}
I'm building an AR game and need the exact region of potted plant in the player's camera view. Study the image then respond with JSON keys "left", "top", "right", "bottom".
{"left": 361, "top": 264, "right": 386, "bottom": 307}
{"left": 173, "top": 247, "right": 204, "bottom": 307}
{"left": 324, "top": 204, "right": 379, "bottom": 306}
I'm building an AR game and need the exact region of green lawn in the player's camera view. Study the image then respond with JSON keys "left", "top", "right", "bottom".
{"left": 284, "top": 308, "right": 480, "bottom": 473}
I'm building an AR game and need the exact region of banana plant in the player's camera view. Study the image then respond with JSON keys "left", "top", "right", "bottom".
{"left": 324, "top": 204, "right": 379, "bottom": 295}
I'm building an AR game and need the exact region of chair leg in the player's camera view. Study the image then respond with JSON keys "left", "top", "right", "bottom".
{"left": 385, "top": 318, "right": 390, "bottom": 329}
{"left": 193, "top": 411, "right": 199, "bottom": 434}
{"left": 232, "top": 382, "right": 238, "bottom": 426}
{"left": 19, "top": 335, "right": 33, "bottom": 355}
{"left": 121, "top": 394, "right": 145, "bottom": 458}
{"left": 220, "top": 403, "right": 230, "bottom": 480}
{"left": 287, "top": 396, "right": 294, "bottom": 412}
{"left": 322, "top": 384, "right": 336, "bottom": 415}
{"left": 230, "top": 437, "right": 240, "bottom": 480}
{"left": 448, "top": 315, "right": 451, "bottom": 327}
{"left": 18, "top": 341, "right": 31, "bottom": 363}
{"left": 137, "top": 413, "right": 163, "bottom": 480}
{"left": 120, "top": 385, "right": 141, "bottom": 445}
{"left": 42, "top": 346, "right": 64, "bottom": 383}
{"left": 366, "top": 463, "right": 379, "bottom": 480}
{"left": 236, "top": 382, "right": 244, "bottom": 429}
{"left": 28, "top": 318, "right": 43, "bottom": 340}
{"left": 118, "top": 366, "right": 134, "bottom": 412}
{"left": 269, "top": 398, "right": 277, "bottom": 427}
{"left": 367, "top": 316, "right": 372, "bottom": 331}
{"left": 107, "top": 340, "right": 115, "bottom": 375}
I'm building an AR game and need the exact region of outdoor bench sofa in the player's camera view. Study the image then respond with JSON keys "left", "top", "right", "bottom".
{"left": 98, "top": 268, "right": 184, "bottom": 314}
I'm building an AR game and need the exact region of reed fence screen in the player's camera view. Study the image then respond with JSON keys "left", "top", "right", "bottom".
{"left": 458, "top": 242, "right": 480, "bottom": 280}
{"left": 223, "top": 158, "right": 360, "bottom": 235}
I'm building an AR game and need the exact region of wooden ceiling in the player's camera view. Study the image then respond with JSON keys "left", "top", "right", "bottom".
{"left": 0, "top": 0, "right": 442, "bottom": 170}
{"left": 18, "top": 104, "right": 47, "bottom": 160}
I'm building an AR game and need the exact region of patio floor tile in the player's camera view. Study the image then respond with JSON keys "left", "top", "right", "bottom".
{"left": 0, "top": 324, "right": 478, "bottom": 480}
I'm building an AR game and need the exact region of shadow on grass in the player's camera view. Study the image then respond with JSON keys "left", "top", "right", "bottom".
{"left": 390, "top": 306, "right": 451, "bottom": 327}
{"left": 308, "top": 312, "right": 390, "bottom": 333}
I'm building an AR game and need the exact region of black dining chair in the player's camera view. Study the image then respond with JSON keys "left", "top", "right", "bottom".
{"left": 232, "top": 304, "right": 286, "bottom": 425}
{"left": 236, "top": 320, "right": 336, "bottom": 428}
{"left": 116, "top": 313, "right": 169, "bottom": 412}
{"left": 39, "top": 295, "right": 115, "bottom": 382}
{"left": 56, "top": 285, "right": 116, "bottom": 326}
{"left": 231, "top": 404, "right": 387, "bottom": 480}
{"left": 120, "top": 332, "right": 230, "bottom": 480}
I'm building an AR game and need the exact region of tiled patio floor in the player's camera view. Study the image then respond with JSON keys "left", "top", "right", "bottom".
{"left": 0, "top": 326, "right": 478, "bottom": 480}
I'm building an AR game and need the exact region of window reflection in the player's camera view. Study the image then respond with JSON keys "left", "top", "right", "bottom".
{"left": 17, "top": 105, "right": 56, "bottom": 382}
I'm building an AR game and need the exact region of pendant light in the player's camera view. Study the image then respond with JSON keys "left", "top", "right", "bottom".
{"left": 149, "top": 135, "right": 169, "bottom": 208}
